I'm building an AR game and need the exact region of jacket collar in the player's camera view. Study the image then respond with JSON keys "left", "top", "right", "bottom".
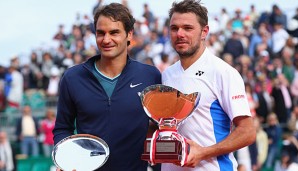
{"left": 83, "top": 54, "right": 132, "bottom": 72}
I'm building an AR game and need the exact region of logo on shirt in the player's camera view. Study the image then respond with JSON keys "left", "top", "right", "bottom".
{"left": 130, "top": 83, "right": 142, "bottom": 88}
{"left": 232, "top": 94, "right": 245, "bottom": 100}
{"left": 195, "top": 70, "right": 204, "bottom": 76}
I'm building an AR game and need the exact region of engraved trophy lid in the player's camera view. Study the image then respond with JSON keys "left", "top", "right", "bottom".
{"left": 139, "top": 84, "right": 200, "bottom": 126}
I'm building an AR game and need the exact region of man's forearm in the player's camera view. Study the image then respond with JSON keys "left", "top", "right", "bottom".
{"left": 201, "top": 116, "right": 256, "bottom": 160}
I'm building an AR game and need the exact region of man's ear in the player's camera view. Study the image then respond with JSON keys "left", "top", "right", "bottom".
{"left": 127, "top": 30, "right": 133, "bottom": 41}
{"left": 201, "top": 25, "right": 209, "bottom": 40}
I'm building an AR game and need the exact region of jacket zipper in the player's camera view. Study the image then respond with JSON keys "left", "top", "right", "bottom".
{"left": 108, "top": 97, "right": 111, "bottom": 106}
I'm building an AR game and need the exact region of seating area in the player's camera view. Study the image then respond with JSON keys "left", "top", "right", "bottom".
{"left": 0, "top": 89, "right": 58, "bottom": 171}
{"left": 0, "top": 89, "right": 57, "bottom": 141}
{"left": 17, "top": 156, "right": 55, "bottom": 171}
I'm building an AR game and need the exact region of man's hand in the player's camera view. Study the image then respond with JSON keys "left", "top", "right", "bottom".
{"left": 182, "top": 139, "right": 205, "bottom": 168}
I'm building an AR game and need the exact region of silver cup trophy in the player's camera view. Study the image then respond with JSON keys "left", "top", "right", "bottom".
{"left": 139, "top": 84, "right": 200, "bottom": 166}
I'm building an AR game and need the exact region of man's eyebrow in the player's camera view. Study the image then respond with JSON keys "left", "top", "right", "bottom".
{"left": 110, "top": 29, "right": 121, "bottom": 33}
{"left": 96, "top": 29, "right": 121, "bottom": 33}
{"left": 170, "top": 24, "right": 194, "bottom": 27}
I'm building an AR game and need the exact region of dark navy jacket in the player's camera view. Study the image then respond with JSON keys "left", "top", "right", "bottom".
{"left": 53, "top": 55, "right": 161, "bottom": 171}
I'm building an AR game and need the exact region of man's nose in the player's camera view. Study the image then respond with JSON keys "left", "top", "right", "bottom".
{"left": 176, "top": 28, "right": 185, "bottom": 38}
{"left": 103, "top": 34, "right": 111, "bottom": 43}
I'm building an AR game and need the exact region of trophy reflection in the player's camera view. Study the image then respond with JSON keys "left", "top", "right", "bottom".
{"left": 139, "top": 84, "right": 200, "bottom": 166}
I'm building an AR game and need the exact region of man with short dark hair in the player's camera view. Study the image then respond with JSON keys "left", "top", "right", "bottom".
{"left": 53, "top": 3, "right": 161, "bottom": 171}
{"left": 161, "top": 0, "right": 256, "bottom": 170}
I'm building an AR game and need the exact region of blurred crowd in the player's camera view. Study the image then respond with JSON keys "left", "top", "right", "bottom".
{"left": 1, "top": 0, "right": 298, "bottom": 171}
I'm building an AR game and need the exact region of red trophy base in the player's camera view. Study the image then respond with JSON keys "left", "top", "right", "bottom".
{"left": 141, "top": 139, "right": 182, "bottom": 163}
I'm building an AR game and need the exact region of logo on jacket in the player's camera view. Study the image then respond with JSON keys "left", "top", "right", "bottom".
{"left": 130, "top": 83, "right": 142, "bottom": 88}
{"left": 195, "top": 70, "right": 204, "bottom": 76}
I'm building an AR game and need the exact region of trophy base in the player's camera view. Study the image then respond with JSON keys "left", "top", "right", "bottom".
{"left": 141, "top": 139, "right": 182, "bottom": 163}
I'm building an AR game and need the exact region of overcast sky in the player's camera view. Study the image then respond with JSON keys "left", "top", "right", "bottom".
{"left": 0, "top": 0, "right": 297, "bottom": 66}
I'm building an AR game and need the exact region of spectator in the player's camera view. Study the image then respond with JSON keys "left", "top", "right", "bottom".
{"left": 236, "top": 145, "right": 253, "bottom": 171}
{"left": 41, "top": 52, "right": 55, "bottom": 90}
{"left": 73, "top": 52, "right": 84, "bottom": 66}
{"left": 60, "top": 50, "right": 74, "bottom": 71}
{"left": 156, "top": 53, "right": 170, "bottom": 72}
{"left": 264, "top": 113, "right": 283, "bottom": 169}
{"left": 53, "top": 44, "right": 67, "bottom": 67}
{"left": 135, "top": 43, "right": 151, "bottom": 63}
{"left": 248, "top": 23, "right": 272, "bottom": 58}
{"left": 271, "top": 21, "right": 289, "bottom": 57}
{"left": 271, "top": 74, "right": 292, "bottom": 124}
{"left": 92, "top": 0, "right": 103, "bottom": 15}
{"left": 53, "top": 24, "right": 67, "bottom": 43}
{"left": 230, "top": 8, "right": 244, "bottom": 32}
{"left": 274, "top": 150, "right": 298, "bottom": 171}
{"left": 136, "top": 30, "right": 164, "bottom": 65}
{"left": 83, "top": 27, "right": 96, "bottom": 50}
{"left": 253, "top": 117, "right": 269, "bottom": 170}
{"left": 10, "top": 57, "right": 20, "bottom": 71}
{"left": 288, "top": 104, "right": 298, "bottom": 133}
{"left": 282, "top": 132, "right": 298, "bottom": 163}
{"left": 222, "top": 53, "right": 234, "bottom": 66}
{"left": 65, "top": 25, "right": 83, "bottom": 49}
{"left": 247, "top": 4, "right": 259, "bottom": 29}
{"left": 145, "top": 30, "right": 164, "bottom": 65}
{"left": 269, "top": 4, "right": 288, "bottom": 30}
{"left": 70, "top": 39, "right": 86, "bottom": 59}
{"left": 255, "top": 34, "right": 273, "bottom": 61}
{"left": 46, "top": 66, "right": 60, "bottom": 97}
{"left": 281, "top": 47, "right": 295, "bottom": 84}
{"left": 134, "top": 17, "right": 150, "bottom": 39}
{"left": 287, "top": 7, "right": 298, "bottom": 38}
{"left": 256, "top": 8, "right": 271, "bottom": 29}
{"left": 4, "top": 63, "right": 24, "bottom": 109}
{"left": 222, "top": 31, "right": 244, "bottom": 61}
{"left": 0, "top": 68, "right": 6, "bottom": 112}
{"left": 206, "top": 33, "right": 223, "bottom": 57}
{"left": 248, "top": 142, "right": 258, "bottom": 171}
{"left": 28, "top": 52, "right": 43, "bottom": 90}
{"left": 40, "top": 108, "right": 56, "bottom": 157}
{"left": 254, "top": 54, "right": 271, "bottom": 85}
{"left": 255, "top": 80, "right": 274, "bottom": 123}
{"left": 80, "top": 14, "right": 92, "bottom": 34}
{"left": 0, "top": 131, "right": 14, "bottom": 171}
{"left": 245, "top": 82, "right": 258, "bottom": 118}
{"left": 218, "top": 8, "right": 230, "bottom": 32}
{"left": 142, "top": 3, "right": 155, "bottom": 30}
{"left": 121, "top": 0, "right": 129, "bottom": 10}
{"left": 16, "top": 105, "right": 40, "bottom": 157}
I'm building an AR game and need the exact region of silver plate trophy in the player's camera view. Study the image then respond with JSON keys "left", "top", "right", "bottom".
{"left": 52, "top": 134, "right": 109, "bottom": 171}
{"left": 139, "top": 84, "right": 200, "bottom": 166}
